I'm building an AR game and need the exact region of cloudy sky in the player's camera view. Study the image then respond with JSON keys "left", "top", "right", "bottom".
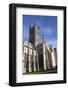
{"left": 23, "top": 15, "right": 57, "bottom": 48}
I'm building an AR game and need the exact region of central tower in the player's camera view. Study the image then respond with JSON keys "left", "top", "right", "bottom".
{"left": 29, "top": 24, "right": 40, "bottom": 47}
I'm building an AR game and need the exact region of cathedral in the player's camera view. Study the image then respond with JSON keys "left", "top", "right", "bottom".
{"left": 23, "top": 24, "right": 57, "bottom": 73}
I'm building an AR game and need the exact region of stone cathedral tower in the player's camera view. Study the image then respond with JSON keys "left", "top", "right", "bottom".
{"left": 29, "top": 24, "right": 40, "bottom": 47}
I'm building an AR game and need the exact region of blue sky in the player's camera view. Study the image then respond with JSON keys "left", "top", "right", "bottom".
{"left": 23, "top": 15, "right": 57, "bottom": 48}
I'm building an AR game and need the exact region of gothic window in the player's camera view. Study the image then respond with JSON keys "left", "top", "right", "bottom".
{"left": 30, "top": 54, "right": 33, "bottom": 65}
{"left": 35, "top": 56, "right": 37, "bottom": 68}
{"left": 24, "top": 53, "right": 28, "bottom": 68}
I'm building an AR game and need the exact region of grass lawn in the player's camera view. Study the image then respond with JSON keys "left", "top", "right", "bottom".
{"left": 23, "top": 69, "right": 57, "bottom": 75}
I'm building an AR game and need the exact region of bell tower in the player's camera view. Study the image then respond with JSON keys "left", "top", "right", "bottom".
{"left": 29, "top": 23, "right": 40, "bottom": 47}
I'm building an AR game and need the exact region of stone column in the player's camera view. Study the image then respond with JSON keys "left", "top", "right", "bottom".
{"left": 22, "top": 59, "right": 26, "bottom": 73}
{"left": 28, "top": 43, "right": 32, "bottom": 72}
{"left": 33, "top": 48, "right": 36, "bottom": 71}
{"left": 43, "top": 43, "right": 47, "bottom": 70}
{"left": 33, "top": 56, "right": 36, "bottom": 71}
{"left": 51, "top": 48, "right": 56, "bottom": 68}
{"left": 22, "top": 46, "right": 26, "bottom": 74}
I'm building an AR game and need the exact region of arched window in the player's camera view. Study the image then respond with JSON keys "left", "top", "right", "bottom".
{"left": 30, "top": 54, "right": 33, "bottom": 70}
{"left": 24, "top": 53, "right": 28, "bottom": 70}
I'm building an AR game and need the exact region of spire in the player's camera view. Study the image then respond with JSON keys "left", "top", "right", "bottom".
{"left": 34, "top": 22, "right": 40, "bottom": 30}
{"left": 42, "top": 33, "right": 45, "bottom": 43}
